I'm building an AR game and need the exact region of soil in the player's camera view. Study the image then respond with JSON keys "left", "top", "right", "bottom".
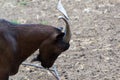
{"left": 0, "top": 0, "right": 120, "bottom": 80}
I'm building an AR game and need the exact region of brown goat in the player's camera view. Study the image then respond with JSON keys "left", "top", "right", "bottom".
{"left": 0, "top": 17, "right": 71, "bottom": 80}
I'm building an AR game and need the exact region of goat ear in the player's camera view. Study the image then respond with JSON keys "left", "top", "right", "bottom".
{"left": 56, "top": 33, "right": 65, "bottom": 40}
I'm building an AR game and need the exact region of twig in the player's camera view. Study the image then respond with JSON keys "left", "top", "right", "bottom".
{"left": 48, "top": 66, "right": 60, "bottom": 80}
{"left": 21, "top": 62, "right": 60, "bottom": 80}
{"left": 22, "top": 62, "right": 44, "bottom": 69}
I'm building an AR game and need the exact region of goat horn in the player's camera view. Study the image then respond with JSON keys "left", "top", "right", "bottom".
{"left": 57, "top": 0, "right": 69, "bottom": 20}
{"left": 58, "top": 16, "right": 71, "bottom": 43}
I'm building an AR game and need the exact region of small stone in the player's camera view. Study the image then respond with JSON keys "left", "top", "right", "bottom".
{"left": 77, "top": 70, "right": 80, "bottom": 73}
{"left": 80, "top": 64, "right": 84, "bottom": 70}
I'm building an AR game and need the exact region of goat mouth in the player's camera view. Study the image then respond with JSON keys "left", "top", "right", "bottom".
{"left": 41, "top": 61, "right": 54, "bottom": 69}
{"left": 41, "top": 63, "right": 52, "bottom": 68}
{"left": 31, "top": 59, "right": 52, "bottom": 68}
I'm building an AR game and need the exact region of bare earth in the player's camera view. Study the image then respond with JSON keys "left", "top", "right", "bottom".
{"left": 0, "top": 0, "right": 120, "bottom": 80}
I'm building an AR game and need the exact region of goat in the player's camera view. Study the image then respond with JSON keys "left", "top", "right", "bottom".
{"left": 0, "top": 17, "right": 71, "bottom": 80}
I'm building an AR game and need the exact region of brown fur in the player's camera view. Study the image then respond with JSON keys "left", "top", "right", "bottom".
{"left": 0, "top": 19, "right": 70, "bottom": 80}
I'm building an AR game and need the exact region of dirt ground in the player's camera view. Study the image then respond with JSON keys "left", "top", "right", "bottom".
{"left": 0, "top": 0, "right": 120, "bottom": 80}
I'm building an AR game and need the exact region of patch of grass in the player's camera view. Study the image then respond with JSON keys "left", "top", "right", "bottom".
{"left": 11, "top": 20, "right": 20, "bottom": 24}
{"left": 40, "top": 21, "right": 48, "bottom": 25}
{"left": 18, "top": 0, "right": 28, "bottom": 6}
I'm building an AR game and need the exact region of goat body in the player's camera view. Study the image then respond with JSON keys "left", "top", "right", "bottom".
{"left": 0, "top": 19, "right": 70, "bottom": 80}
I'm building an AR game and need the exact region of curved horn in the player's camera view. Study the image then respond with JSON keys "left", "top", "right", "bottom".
{"left": 58, "top": 16, "right": 71, "bottom": 43}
